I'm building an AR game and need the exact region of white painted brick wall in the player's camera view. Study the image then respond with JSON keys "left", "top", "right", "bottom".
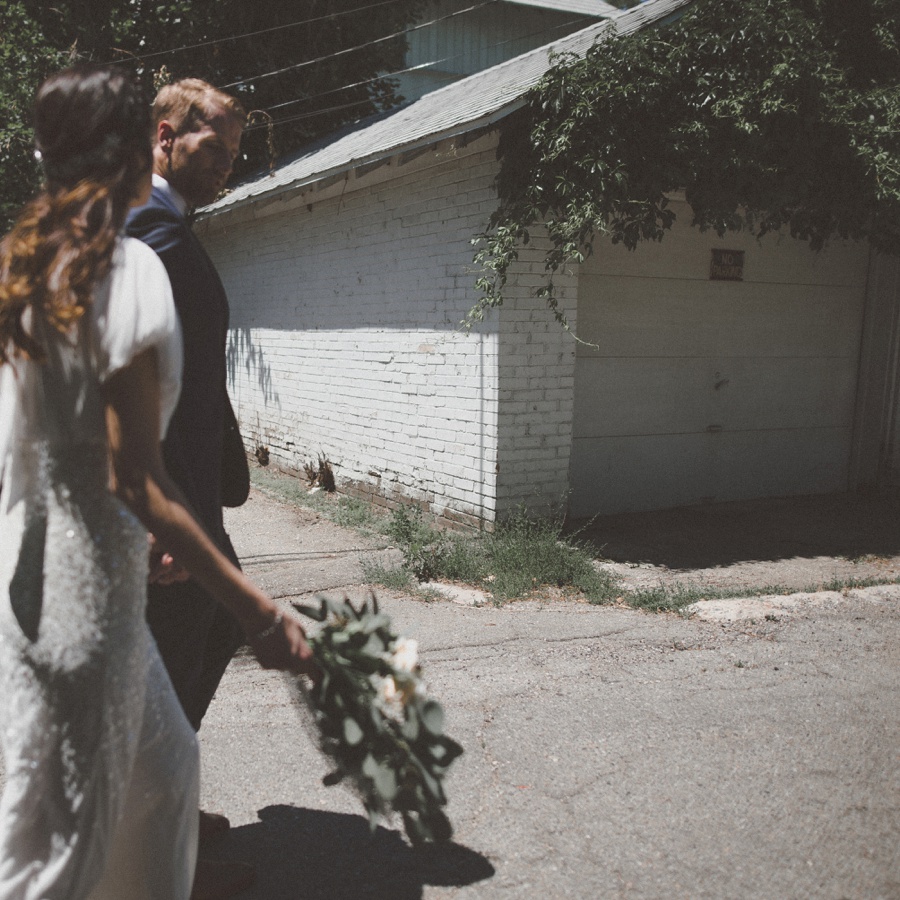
{"left": 198, "top": 132, "right": 578, "bottom": 524}
{"left": 200, "top": 137, "right": 500, "bottom": 523}
{"left": 495, "top": 235, "right": 579, "bottom": 519}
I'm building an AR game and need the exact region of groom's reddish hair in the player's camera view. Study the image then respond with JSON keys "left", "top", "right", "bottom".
{"left": 152, "top": 79, "right": 246, "bottom": 140}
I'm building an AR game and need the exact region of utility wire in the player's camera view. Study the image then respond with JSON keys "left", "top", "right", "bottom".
{"left": 248, "top": 60, "right": 444, "bottom": 122}
{"left": 248, "top": 97, "right": 374, "bottom": 129}
{"left": 219, "top": 0, "right": 498, "bottom": 90}
{"left": 243, "top": 14, "right": 595, "bottom": 132}
{"left": 114, "top": 0, "right": 414, "bottom": 63}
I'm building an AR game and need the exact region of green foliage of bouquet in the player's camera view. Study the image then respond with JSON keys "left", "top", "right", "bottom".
{"left": 291, "top": 595, "right": 463, "bottom": 846}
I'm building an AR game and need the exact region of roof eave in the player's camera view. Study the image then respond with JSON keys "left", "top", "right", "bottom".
{"left": 197, "top": 99, "right": 525, "bottom": 222}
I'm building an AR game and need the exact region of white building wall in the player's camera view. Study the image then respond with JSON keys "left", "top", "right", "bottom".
{"left": 198, "top": 134, "right": 506, "bottom": 525}
{"left": 495, "top": 242, "right": 579, "bottom": 518}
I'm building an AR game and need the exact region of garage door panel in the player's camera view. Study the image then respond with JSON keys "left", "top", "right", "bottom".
{"left": 573, "top": 357, "right": 712, "bottom": 435}
{"left": 576, "top": 277, "right": 864, "bottom": 359}
{"left": 569, "top": 428, "right": 852, "bottom": 517}
{"left": 574, "top": 356, "right": 859, "bottom": 438}
{"left": 570, "top": 433, "right": 714, "bottom": 515}
{"left": 580, "top": 204, "right": 869, "bottom": 286}
{"left": 722, "top": 428, "right": 851, "bottom": 501}
{"left": 717, "top": 357, "right": 858, "bottom": 432}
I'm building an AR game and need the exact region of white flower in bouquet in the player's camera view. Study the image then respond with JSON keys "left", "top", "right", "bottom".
{"left": 375, "top": 674, "right": 405, "bottom": 719}
{"left": 378, "top": 674, "right": 400, "bottom": 705}
{"left": 391, "top": 637, "right": 418, "bottom": 672}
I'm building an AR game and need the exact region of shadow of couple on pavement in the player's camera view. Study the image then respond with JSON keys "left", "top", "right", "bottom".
{"left": 207, "top": 804, "right": 495, "bottom": 899}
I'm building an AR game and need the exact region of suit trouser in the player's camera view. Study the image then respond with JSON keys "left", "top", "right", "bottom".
{"left": 146, "top": 580, "right": 245, "bottom": 732}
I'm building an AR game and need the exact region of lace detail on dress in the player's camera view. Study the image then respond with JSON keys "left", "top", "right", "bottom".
{"left": 0, "top": 316, "right": 198, "bottom": 900}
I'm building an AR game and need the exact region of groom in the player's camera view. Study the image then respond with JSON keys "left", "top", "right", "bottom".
{"left": 127, "top": 78, "right": 250, "bottom": 887}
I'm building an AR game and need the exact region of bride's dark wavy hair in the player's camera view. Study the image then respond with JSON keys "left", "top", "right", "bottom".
{"left": 0, "top": 64, "right": 151, "bottom": 363}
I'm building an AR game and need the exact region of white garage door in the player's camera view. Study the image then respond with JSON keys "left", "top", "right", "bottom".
{"left": 569, "top": 209, "right": 870, "bottom": 517}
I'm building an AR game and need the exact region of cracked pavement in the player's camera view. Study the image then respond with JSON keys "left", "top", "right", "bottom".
{"left": 191, "top": 487, "right": 900, "bottom": 899}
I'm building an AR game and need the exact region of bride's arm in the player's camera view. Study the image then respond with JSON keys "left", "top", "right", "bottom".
{"left": 102, "top": 346, "right": 315, "bottom": 676}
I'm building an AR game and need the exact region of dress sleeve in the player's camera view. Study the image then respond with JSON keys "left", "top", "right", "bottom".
{"left": 91, "top": 237, "right": 184, "bottom": 436}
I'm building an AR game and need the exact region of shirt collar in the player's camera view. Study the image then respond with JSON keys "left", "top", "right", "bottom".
{"left": 152, "top": 173, "right": 189, "bottom": 217}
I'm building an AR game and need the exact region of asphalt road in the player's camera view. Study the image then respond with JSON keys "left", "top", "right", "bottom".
{"left": 192, "top": 489, "right": 900, "bottom": 900}
{"left": 0, "top": 485, "right": 896, "bottom": 898}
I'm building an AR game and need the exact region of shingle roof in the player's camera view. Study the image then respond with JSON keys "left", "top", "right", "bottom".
{"left": 202, "top": 0, "right": 693, "bottom": 217}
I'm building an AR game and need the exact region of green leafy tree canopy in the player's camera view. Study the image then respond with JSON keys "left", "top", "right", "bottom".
{"left": 471, "top": 0, "right": 900, "bottom": 329}
{"left": 1, "top": 0, "right": 427, "bottom": 229}
{"left": 0, "top": 2, "right": 69, "bottom": 227}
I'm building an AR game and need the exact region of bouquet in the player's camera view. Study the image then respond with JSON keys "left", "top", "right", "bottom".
{"left": 290, "top": 595, "right": 463, "bottom": 845}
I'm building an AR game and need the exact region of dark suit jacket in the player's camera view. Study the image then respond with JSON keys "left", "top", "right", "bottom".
{"left": 126, "top": 186, "right": 238, "bottom": 564}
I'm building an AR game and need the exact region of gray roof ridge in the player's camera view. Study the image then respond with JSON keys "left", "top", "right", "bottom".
{"left": 504, "top": 0, "right": 622, "bottom": 17}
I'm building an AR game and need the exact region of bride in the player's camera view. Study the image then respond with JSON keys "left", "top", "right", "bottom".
{"left": 0, "top": 65, "right": 315, "bottom": 899}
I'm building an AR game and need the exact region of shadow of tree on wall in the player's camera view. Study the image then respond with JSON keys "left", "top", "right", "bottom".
{"left": 227, "top": 327, "right": 280, "bottom": 409}
{"left": 206, "top": 804, "right": 495, "bottom": 899}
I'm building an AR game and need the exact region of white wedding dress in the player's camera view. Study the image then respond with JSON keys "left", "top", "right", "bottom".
{"left": 0, "top": 238, "right": 199, "bottom": 899}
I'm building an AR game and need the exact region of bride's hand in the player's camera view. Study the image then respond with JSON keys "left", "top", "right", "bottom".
{"left": 147, "top": 534, "right": 190, "bottom": 585}
{"left": 248, "top": 611, "right": 317, "bottom": 677}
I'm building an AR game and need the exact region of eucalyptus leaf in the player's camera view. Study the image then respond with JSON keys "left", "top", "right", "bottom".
{"left": 424, "top": 809, "right": 453, "bottom": 843}
{"left": 363, "top": 633, "right": 386, "bottom": 656}
{"left": 343, "top": 717, "right": 364, "bottom": 746}
{"left": 362, "top": 754, "right": 398, "bottom": 801}
{"left": 292, "top": 602, "right": 326, "bottom": 622}
{"left": 324, "top": 597, "right": 348, "bottom": 619}
{"left": 420, "top": 700, "right": 445, "bottom": 737}
{"left": 410, "top": 754, "right": 445, "bottom": 803}
{"left": 402, "top": 713, "right": 420, "bottom": 742}
{"left": 402, "top": 811, "right": 428, "bottom": 848}
{"left": 361, "top": 614, "right": 391, "bottom": 634}
{"left": 443, "top": 736, "right": 464, "bottom": 763}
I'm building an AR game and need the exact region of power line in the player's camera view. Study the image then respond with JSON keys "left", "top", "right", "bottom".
{"left": 243, "top": 14, "right": 595, "bottom": 132}
{"left": 246, "top": 60, "right": 446, "bottom": 123}
{"left": 114, "top": 0, "right": 413, "bottom": 64}
{"left": 247, "top": 97, "right": 375, "bottom": 130}
{"left": 219, "top": 0, "right": 498, "bottom": 90}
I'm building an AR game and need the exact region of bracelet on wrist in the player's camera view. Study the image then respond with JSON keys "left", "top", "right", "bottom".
{"left": 250, "top": 612, "right": 283, "bottom": 643}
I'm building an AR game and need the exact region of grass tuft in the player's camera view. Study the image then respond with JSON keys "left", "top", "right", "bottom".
{"left": 381, "top": 506, "right": 619, "bottom": 603}
{"left": 815, "top": 574, "right": 900, "bottom": 593}
{"left": 359, "top": 559, "right": 415, "bottom": 592}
